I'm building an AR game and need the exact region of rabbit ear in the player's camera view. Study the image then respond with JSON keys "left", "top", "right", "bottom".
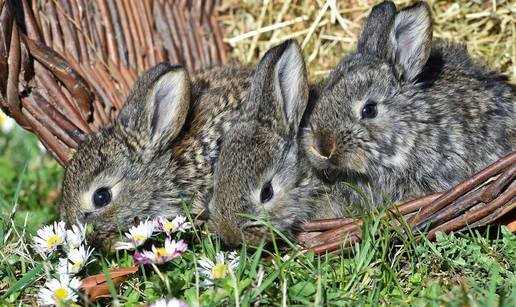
{"left": 357, "top": 1, "right": 397, "bottom": 57}
{"left": 145, "top": 68, "right": 190, "bottom": 145}
{"left": 390, "top": 1, "right": 432, "bottom": 81}
{"left": 245, "top": 40, "right": 308, "bottom": 135}
{"left": 117, "top": 63, "right": 190, "bottom": 149}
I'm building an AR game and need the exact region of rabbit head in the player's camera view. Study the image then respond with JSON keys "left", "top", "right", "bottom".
{"left": 61, "top": 64, "right": 192, "bottom": 249}
{"left": 304, "top": 1, "right": 433, "bottom": 177}
{"left": 208, "top": 40, "right": 320, "bottom": 247}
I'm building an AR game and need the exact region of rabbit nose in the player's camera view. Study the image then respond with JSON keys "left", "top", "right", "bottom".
{"left": 216, "top": 222, "right": 245, "bottom": 247}
{"left": 314, "top": 133, "right": 337, "bottom": 159}
{"left": 242, "top": 224, "right": 267, "bottom": 244}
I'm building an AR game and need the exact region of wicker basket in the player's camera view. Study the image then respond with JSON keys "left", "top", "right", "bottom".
{"left": 0, "top": 0, "right": 514, "bottom": 252}
{"left": 0, "top": 0, "right": 227, "bottom": 165}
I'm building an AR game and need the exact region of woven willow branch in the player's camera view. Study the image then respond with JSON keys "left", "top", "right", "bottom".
{"left": 0, "top": 0, "right": 227, "bottom": 165}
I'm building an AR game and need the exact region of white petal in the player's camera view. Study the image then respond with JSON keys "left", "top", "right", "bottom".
{"left": 200, "top": 279, "right": 213, "bottom": 287}
{"left": 215, "top": 251, "right": 225, "bottom": 264}
{"left": 37, "top": 288, "right": 56, "bottom": 306}
{"left": 197, "top": 258, "right": 215, "bottom": 271}
{"left": 114, "top": 241, "right": 136, "bottom": 250}
{"left": 198, "top": 269, "right": 211, "bottom": 277}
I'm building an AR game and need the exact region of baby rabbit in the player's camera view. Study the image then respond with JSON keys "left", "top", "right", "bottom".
{"left": 208, "top": 40, "right": 344, "bottom": 246}
{"left": 60, "top": 63, "right": 253, "bottom": 249}
{"left": 303, "top": 1, "right": 515, "bottom": 206}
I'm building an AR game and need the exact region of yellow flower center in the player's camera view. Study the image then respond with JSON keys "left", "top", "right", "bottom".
{"left": 162, "top": 221, "right": 175, "bottom": 233}
{"left": 0, "top": 114, "right": 5, "bottom": 125}
{"left": 54, "top": 287, "right": 69, "bottom": 302}
{"left": 73, "top": 261, "right": 83, "bottom": 268}
{"left": 132, "top": 234, "right": 146, "bottom": 241}
{"left": 155, "top": 247, "right": 171, "bottom": 257}
{"left": 47, "top": 235, "right": 62, "bottom": 247}
{"left": 212, "top": 263, "right": 228, "bottom": 279}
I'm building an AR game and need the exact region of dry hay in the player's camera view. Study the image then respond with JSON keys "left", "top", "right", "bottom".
{"left": 219, "top": 0, "right": 515, "bottom": 82}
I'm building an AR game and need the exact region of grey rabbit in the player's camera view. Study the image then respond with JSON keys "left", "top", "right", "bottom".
{"left": 208, "top": 40, "right": 344, "bottom": 246}
{"left": 209, "top": 0, "right": 516, "bottom": 247}
{"left": 60, "top": 63, "right": 254, "bottom": 250}
{"left": 303, "top": 1, "right": 515, "bottom": 206}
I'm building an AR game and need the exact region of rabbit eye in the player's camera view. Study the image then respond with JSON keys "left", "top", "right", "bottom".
{"left": 260, "top": 181, "right": 274, "bottom": 203}
{"left": 361, "top": 103, "right": 378, "bottom": 119}
{"left": 92, "top": 187, "right": 112, "bottom": 208}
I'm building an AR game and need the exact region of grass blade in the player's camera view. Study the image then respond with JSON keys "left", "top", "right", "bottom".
{"left": 2, "top": 262, "right": 43, "bottom": 299}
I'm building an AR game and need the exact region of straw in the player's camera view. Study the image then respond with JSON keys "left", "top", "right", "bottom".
{"left": 221, "top": 0, "right": 515, "bottom": 82}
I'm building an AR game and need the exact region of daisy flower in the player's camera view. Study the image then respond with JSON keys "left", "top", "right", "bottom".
{"left": 134, "top": 238, "right": 187, "bottom": 265}
{"left": 37, "top": 274, "right": 81, "bottom": 306}
{"left": 57, "top": 245, "right": 95, "bottom": 275}
{"left": 197, "top": 251, "right": 240, "bottom": 287}
{"left": 114, "top": 219, "right": 155, "bottom": 250}
{"left": 64, "top": 223, "right": 87, "bottom": 251}
{"left": 0, "top": 109, "right": 15, "bottom": 133}
{"left": 155, "top": 215, "right": 192, "bottom": 235}
{"left": 33, "top": 221, "right": 67, "bottom": 255}
{"left": 149, "top": 298, "right": 188, "bottom": 307}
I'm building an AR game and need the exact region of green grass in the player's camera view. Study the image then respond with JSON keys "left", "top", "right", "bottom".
{"left": 1, "top": 127, "right": 515, "bottom": 306}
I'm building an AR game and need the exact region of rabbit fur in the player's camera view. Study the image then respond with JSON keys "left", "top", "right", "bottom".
{"left": 61, "top": 0, "right": 515, "bottom": 249}
{"left": 303, "top": 1, "right": 515, "bottom": 207}
{"left": 60, "top": 63, "right": 253, "bottom": 249}
{"left": 208, "top": 40, "right": 345, "bottom": 246}
{"left": 209, "top": 1, "right": 516, "bottom": 246}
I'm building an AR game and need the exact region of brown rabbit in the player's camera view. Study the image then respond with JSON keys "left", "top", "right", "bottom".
{"left": 60, "top": 63, "right": 253, "bottom": 250}
{"left": 207, "top": 40, "right": 346, "bottom": 246}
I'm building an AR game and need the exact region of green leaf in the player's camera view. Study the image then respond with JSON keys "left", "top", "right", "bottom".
{"left": 252, "top": 270, "right": 280, "bottom": 297}
{"left": 2, "top": 262, "right": 43, "bottom": 298}
{"left": 409, "top": 273, "right": 422, "bottom": 284}
{"left": 289, "top": 281, "right": 316, "bottom": 298}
